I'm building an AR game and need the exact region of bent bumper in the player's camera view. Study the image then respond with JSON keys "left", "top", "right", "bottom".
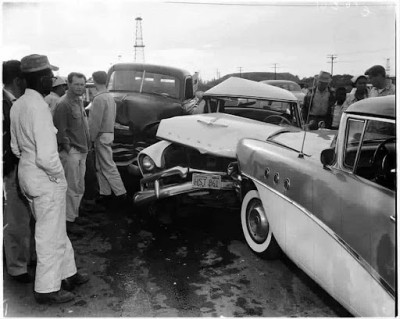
{"left": 134, "top": 181, "right": 198, "bottom": 205}
{"left": 134, "top": 166, "right": 235, "bottom": 206}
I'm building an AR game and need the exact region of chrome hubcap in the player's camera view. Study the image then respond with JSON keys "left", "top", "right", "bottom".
{"left": 247, "top": 199, "right": 269, "bottom": 243}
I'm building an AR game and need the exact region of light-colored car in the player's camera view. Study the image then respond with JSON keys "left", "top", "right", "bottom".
{"left": 260, "top": 79, "right": 305, "bottom": 105}
{"left": 133, "top": 77, "right": 303, "bottom": 210}
{"left": 236, "top": 95, "right": 396, "bottom": 316}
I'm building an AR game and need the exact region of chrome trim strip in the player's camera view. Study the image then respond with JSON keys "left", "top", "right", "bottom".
{"left": 242, "top": 172, "right": 395, "bottom": 298}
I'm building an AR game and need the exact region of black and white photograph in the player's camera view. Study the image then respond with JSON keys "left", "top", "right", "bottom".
{"left": 1, "top": 0, "right": 397, "bottom": 317}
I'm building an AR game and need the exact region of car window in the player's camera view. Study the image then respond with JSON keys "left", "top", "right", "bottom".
{"left": 343, "top": 119, "right": 365, "bottom": 169}
{"left": 107, "top": 70, "right": 181, "bottom": 99}
{"left": 344, "top": 117, "right": 396, "bottom": 190}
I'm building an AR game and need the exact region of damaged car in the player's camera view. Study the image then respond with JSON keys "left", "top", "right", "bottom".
{"left": 133, "top": 77, "right": 303, "bottom": 211}
{"left": 106, "top": 63, "right": 198, "bottom": 170}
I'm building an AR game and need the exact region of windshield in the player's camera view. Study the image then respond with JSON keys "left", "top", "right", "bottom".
{"left": 107, "top": 70, "right": 181, "bottom": 99}
{"left": 205, "top": 96, "right": 302, "bottom": 127}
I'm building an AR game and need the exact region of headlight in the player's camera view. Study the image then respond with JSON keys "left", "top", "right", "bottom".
{"left": 141, "top": 155, "right": 155, "bottom": 172}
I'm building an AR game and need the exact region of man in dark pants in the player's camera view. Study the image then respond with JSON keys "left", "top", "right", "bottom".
{"left": 2, "top": 60, "right": 33, "bottom": 283}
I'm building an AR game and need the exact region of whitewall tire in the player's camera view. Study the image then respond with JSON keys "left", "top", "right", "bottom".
{"left": 241, "top": 190, "right": 280, "bottom": 259}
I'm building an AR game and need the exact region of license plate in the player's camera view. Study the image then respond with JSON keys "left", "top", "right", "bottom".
{"left": 192, "top": 173, "right": 221, "bottom": 189}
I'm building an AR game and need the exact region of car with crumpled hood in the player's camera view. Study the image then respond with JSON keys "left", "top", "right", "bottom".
{"left": 106, "top": 63, "right": 198, "bottom": 170}
{"left": 133, "top": 77, "right": 303, "bottom": 211}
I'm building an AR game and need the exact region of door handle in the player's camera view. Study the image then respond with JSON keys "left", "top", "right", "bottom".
{"left": 390, "top": 215, "right": 396, "bottom": 223}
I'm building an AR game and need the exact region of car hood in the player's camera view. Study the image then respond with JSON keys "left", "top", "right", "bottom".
{"left": 268, "top": 129, "right": 336, "bottom": 159}
{"left": 204, "top": 77, "right": 297, "bottom": 102}
{"left": 156, "top": 113, "right": 291, "bottom": 158}
{"left": 112, "top": 92, "right": 183, "bottom": 132}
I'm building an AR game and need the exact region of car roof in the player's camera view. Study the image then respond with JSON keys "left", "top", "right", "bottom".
{"left": 108, "top": 63, "right": 192, "bottom": 79}
{"left": 204, "top": 77, "right": 297, "bottom": 102}
{"left": 260, "top": 80, "right": 299, "bottom": 86}
{"left": 345, "top": 95, "right": 395, "bottom": 119}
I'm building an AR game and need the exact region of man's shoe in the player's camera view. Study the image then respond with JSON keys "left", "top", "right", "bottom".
{"left": 66, "top": 221, "right": 85, "bottom": 235}
{"left": 61, "top": 272, "right": 89, "bottom": 291}
{"left": 11, "top": 273, "right": 34, "bottom": 283}
{"left": 34, "top": 289, "right": 75, "bottom": 304}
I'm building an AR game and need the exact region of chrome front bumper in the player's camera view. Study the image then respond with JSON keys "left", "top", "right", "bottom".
{"left": 133, "top": 166, "right": 234, "bottom": 205}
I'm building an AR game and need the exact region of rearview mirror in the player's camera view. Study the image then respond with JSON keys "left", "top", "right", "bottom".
{"left": 321, "top": 148, "right": 335, "bottom": 167}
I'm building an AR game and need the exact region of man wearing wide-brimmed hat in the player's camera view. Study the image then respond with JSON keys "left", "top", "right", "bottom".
{"left": 10, "top": 54, "right": 89, "bottom": 304}
{"left": 302, "top": 70, "right": 336, "bottom": 129}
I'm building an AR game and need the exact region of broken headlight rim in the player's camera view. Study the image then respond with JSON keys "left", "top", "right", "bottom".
{"left": 140, "top": 155, "right": 156, "bottom": 172}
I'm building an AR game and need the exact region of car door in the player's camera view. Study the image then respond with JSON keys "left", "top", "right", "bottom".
{"left": 312, "top": 116, "right": 396, "bottom": 294}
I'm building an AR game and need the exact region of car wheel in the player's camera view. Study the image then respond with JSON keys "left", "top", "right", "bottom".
{"left": 241, "top": 190, "right": 281, "bottom": 259}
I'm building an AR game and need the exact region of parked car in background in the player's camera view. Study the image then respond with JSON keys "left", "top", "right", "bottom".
{"left": 260, "top": 80, "right": 305, "bottom": 106}
{"left": 106, "top": 63, "right": 198, "bottom": 170}
{"left": 133, "top": 77, "right": 303, "bottom": 212}
{"left": 236, "top": 95, "right": 396, "bottom": 316}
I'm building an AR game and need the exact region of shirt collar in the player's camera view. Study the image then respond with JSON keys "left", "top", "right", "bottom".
{"left": 67, "top": 90, "right": 82, "bottom": 102}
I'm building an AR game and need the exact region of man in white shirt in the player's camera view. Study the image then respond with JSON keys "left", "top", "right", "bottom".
{"left": 364, "top": 65, "right": 395, "bottom": 97}
{"left": 10, "top": 54, "right": 88, "bottom": 304}
{"left": 44, "top": 76, "right": 67, "bottom": 115}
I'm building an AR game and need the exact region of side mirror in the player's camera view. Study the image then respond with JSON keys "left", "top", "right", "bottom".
{"left": 321, "top": 148, "right": 335, "bottom": 167}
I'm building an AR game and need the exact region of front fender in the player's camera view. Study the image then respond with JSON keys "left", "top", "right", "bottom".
{"left": 138, "top": 140, "right": 172, "bottom": 174}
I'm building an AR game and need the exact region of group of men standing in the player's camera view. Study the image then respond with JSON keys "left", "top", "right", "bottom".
{"left": 2, "top": 53, "right": 127, "bottom": 304}
{"left": 302, "top": 64, "right": 395, "bottom": 130}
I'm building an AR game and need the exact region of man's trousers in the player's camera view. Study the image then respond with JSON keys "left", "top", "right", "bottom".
{"left": 60, "top": 147, "right": 87, "bottom": 222}
{"left": 20, "top": 175, "right": 77, "bottom": 293}
{"left": 3, "top": 166, "right": 32, "bottom": 276}
{"left": 94, "top": 133, "right": 126, "bottom": 196}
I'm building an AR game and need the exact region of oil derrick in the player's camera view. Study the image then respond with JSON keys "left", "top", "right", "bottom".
{"left": 134, "top": 17, "right": 145, "bottom": 63}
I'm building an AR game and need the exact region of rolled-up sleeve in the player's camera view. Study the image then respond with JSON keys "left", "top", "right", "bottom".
{"left": 53, "top": 102, "right": 71, "bottom": 146}
{"left": 89, "top": 97, "right": 105, "bottom": 142}
{"left": 34, "top": 106, "right": 64, "bottom": 176}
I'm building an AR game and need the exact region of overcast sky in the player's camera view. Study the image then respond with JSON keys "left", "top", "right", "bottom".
{"left": 1, "top": 0, "right": 398, "bottom": 81}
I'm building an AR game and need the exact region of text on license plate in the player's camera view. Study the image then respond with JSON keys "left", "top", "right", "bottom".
{"left": 192, "top": 173, "right": 221, "bottom": 189}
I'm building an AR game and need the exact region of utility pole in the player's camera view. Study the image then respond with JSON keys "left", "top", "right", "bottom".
{"left": 238, "top": 67, "right": 243, "bottom": 78}
{"left": 326, "top": 54, "right": 337, "bottom": 75}
{"left": 271, "top": 63, "right": 279, "bottom": 80}
{"left": 216, "top": 69, "right": 220, "bottom": 79}
{"left": 385, "top": 58, "right": 391, "bottom": 76}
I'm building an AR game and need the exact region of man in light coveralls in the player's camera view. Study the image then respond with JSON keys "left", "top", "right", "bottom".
{"left": 10, "top": 54, "right": 89, "bottom": 304}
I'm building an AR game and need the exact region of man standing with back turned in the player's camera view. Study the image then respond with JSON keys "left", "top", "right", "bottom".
{"left": 89, "top": 71, "right": 127, "bottom": 205}
{"left": 10, "top": 54, "right": 88, "bottom": 304}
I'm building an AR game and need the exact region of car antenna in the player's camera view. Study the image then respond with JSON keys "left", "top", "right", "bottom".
{"left": 298, "top": 75, "right": 317, "bottom": 158}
